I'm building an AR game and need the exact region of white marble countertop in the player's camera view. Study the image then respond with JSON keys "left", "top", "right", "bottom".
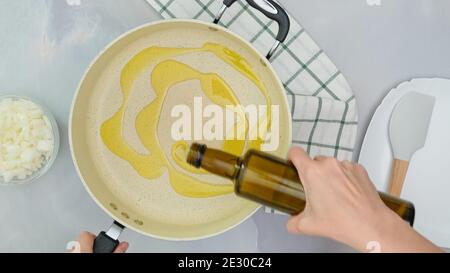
{"left": 1, "top": 0, "right": 449, "bottom": 253}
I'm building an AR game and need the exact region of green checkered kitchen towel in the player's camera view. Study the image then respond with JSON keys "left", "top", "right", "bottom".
{"left": 147, "top": 0, "right": 358, "bottom": 213}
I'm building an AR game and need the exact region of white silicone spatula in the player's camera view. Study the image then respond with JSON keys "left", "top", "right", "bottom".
{"left": 388, "top": 92, "right": 435, "bottom": 197}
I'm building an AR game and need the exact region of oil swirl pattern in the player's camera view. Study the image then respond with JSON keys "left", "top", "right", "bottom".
{"left": 100, "top": 43, "right": 271, "bottom": 198}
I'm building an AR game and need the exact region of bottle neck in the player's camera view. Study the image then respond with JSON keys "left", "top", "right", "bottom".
{"left": 187, "top": 143, "right": 242, "bottom": 181}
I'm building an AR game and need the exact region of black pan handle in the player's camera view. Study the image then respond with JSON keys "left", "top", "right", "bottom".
{"left": 214, "top": 0, "right": 291, "bottom": 60}
{"left": 93, "top": 221, "right": 125, "bottom": 253}
{"left": 213, "top": 0, "right": 238, "bottom": 24}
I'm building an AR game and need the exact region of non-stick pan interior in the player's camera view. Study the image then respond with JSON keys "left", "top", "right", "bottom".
{"left": 70, "top": 20, "right": 291, "bottom": 240}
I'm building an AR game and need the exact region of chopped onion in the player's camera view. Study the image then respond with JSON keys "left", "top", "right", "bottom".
{"left": 0, "top": 98, "right": 54, "bottom": 183}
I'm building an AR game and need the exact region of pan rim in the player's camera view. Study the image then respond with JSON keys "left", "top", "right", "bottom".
{"left": 69, "top": 19, "right": 293, "bottom": 241}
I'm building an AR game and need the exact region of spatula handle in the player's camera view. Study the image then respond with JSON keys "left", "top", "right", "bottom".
{"left": 389, "top": 159, "right": 410, "bottom": 197}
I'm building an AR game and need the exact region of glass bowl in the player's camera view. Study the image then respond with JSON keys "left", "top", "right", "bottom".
{"left": 0, "top": 95, "right": 60, "bottom": 185}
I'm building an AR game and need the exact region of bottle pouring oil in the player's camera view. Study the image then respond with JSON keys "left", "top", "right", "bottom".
{"left": 187, "top": 143, "right": 415, "bottom": 226}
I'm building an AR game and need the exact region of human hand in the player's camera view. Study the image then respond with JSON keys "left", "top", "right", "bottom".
{"left": 286, "top": 147, "right": 441, "bottom": 253}
{"left": 70, "top": 232, "right": 129, "bottom": 253}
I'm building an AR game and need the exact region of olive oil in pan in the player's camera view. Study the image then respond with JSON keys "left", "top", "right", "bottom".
{"left": 100, "top": 43, "right": 273, "bottom": 198}
{"left": 187, "top": 143, "right": 416, "bottom": 226}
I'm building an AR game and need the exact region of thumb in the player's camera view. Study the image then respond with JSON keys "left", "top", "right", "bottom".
{"left": 287, "top": 213, "right": 309, "bottom": 234}
{"left": 287, "top": 206, "right": 318, "bottom": 236}
{"left": 113, "top": 242, "right": 129, "bottom": 253}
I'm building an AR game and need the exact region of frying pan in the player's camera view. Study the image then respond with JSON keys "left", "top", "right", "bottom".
{"left": 70, "top": 0, "right": 292, "bottom": 253}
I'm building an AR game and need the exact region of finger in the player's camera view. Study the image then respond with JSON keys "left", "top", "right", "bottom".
{"left": 287, "top": 214, "right": 303, "bottom": 234}
{"left": 342, "top": 160, "right": 354, "bottom": 166}
{"left": 313, "top": 155, "right": 327, "bottom": 162}
{"left": 341, "top": 160, "right": 354, "bottom": 170}
{"left": 78, "top": 232, "right": 95, "bottom": 253}
{"left": 288, "top": 146, "right": 312, "bottom": 170}
{"left": 113, "top": 242, "right": 129, "bottom": 253}
{"left": 340, "top": 161, "right": 359, "bottom": 182}
{"left": 286, "top": 212, "right": 312, "bottom": 234}
{"left": 355, "top": 163, "right": 369, "bottom": 175}
{"left": 345, "top": 163, "right": 367, "bottom": 179}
